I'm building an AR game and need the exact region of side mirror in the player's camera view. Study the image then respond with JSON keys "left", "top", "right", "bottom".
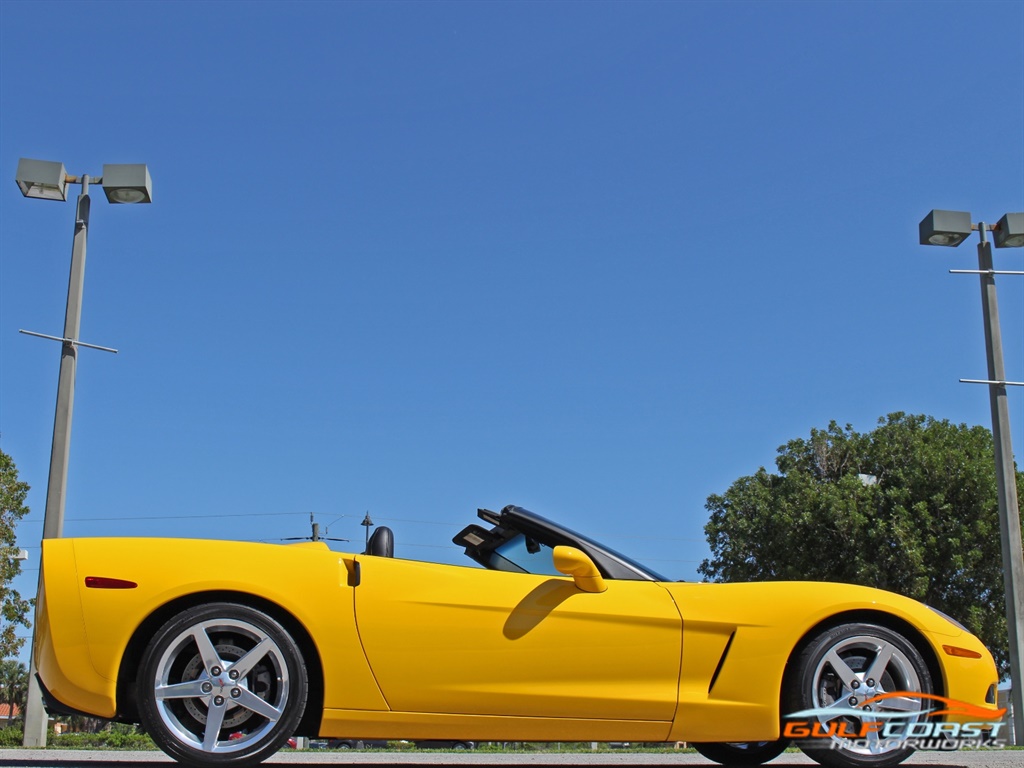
{"left": 553, "top": 546, "right": 607, "bottom": 593}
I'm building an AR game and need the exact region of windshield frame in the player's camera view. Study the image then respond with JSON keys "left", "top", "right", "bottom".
{"left": 454, "top": 505, "right": 668, "bottom": 582}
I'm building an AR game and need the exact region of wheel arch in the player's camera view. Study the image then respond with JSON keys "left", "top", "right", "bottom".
{"left": 780, "top": 609, "right": 945, "bottom": 713}
{"left": 115, "top": 589, "right": 325, "bottom": 736}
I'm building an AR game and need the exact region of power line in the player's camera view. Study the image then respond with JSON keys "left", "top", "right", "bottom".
{"left": 16, "top": 510, "right": 709, "bottom": 546}
{"left": 18, "top": 510, "right": 315, "bottom": 523}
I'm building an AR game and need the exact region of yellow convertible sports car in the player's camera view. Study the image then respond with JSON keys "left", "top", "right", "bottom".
{"left": 36, "top": 505, "right": 1001, "bottom": 768}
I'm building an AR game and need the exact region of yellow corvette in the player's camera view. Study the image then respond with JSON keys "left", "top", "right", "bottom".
{"left": 36, "top": 505, "right": 1000, "bottom": 768}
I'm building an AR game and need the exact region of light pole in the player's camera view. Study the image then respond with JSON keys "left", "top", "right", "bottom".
{"left": 920, "top": 209, "right": 1024, "bottom": 745}
{"left": 362, "top": 512, "right": 374, "bottom": 550}
{"left": 14, "top": 158, "right": 152, "bottom": 747}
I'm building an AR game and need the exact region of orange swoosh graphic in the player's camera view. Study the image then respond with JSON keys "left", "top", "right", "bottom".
{"left": 860, "top": 691, "right": 1006, "bottom": 721}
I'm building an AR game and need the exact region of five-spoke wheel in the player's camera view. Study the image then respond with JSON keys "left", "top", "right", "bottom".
{"left": 138, "top": 603, "right": 307, "bottom": 768}
{"left": 787, "top": 623, "right": 932, "bottom": 768}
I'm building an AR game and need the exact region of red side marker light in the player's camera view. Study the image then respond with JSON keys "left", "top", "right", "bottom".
{"left": 942, "top": 644, "right": 983, "bottom": 659}
{"left": 84, "top": 576, "right": 138, "bottom": 590}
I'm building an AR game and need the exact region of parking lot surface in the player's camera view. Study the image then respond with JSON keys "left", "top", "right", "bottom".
{"left": 0, "top": 750, "right": 1020, "bottom": 768}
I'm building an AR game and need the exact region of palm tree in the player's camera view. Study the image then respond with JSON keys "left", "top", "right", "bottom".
{"left": 0, "top": 660, "right": 28, "bottom": 724}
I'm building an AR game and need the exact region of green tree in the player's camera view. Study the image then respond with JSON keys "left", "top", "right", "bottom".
{"left": 699, "top": 413, "right": 1024, "bottom": 674}
{"left": 0, "top": 450, "right": 31, "bottom": 659}
{"left": 0, "top": 659, "right": 28, "bottom": 724}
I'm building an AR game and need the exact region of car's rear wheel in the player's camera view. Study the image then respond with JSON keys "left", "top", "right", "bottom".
{"left": 138, "top": 602, "right": 308, "bottom": 768}
{"left": 786, "top": 622, "right": 932, "bottom": 768}
{"left": 693, "top": 739, "right": 789, "bottom": 765}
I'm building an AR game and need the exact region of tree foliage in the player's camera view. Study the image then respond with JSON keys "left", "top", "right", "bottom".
{"left": 699, "top": 413, "right": 1024, "bottom": 674}
{"left": 1, "top": 450, "right": 31, "bottom": 659}
{"left": 0, "top": 659, "right": 28, "bottom": 723}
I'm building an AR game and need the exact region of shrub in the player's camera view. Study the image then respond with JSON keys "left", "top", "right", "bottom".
{"left": 0, "top": 726, "right": 23, "bottom": 747}
{"left": 50, "top": 726, "right": 156, "bottom": 750}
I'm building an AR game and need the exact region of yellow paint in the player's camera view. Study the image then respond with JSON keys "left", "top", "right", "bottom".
{"left": 38, "top": 538, "right": 388, "bottom": 716}
{"left": 662, "top": 580, "right": 1001, "bottom": 741}
{"left": 352, "top": 556, "right": 681, "bottom": 721}
{"left": 319, "top": 708, "right": 672, "bottom": 741}
{"left": 37, "top": 538, "right": 1000, "bottom": 745}
{"left": 552, "top": 546, "right": 607, "bottom": 592}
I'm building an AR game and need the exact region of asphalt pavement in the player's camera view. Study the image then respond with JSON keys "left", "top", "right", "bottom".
{"left": 0, "top": 750, "right": 1020, "bottom": 768}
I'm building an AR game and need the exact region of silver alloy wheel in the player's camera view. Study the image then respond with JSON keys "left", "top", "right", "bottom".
{"left": 152, "top": 617, "right": 290, "bottom": 754}
{"left": 809, "top": 634, "right": 924, "bottom": 757}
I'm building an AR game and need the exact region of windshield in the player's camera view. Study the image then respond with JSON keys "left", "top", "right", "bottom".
{"left": 482, "top": 535, "right": 562, "bottom": 576}
{"left": 454, "top": 505, "right": 669, "bottom": 582}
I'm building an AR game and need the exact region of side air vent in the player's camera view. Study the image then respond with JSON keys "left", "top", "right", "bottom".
{"left": 708, "top": 630, "right": 736, "bottom": 694}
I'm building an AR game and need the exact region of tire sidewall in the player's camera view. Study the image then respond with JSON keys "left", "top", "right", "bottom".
{"left": 138, "top": 602, "right": 307, "bottom": 768}
{"left": 692, "top": 740, "right": 790, "bottom": 766}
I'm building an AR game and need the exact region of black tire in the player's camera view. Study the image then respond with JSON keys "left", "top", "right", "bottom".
{"left": 786, "top": 622, "right": 932, "bottom": 768}
{"left": 138, "top": 602, "right": 308, "bottom": 768}
{"left": 693, "top": 740, "right": 789, "bottom": 765}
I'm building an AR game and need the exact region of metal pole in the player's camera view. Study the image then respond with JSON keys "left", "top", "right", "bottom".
{"left": 362, "top": 512, "right": 374, "bottom": 550}
{"left": 976, "top": 225, "right": 1024, "bottom": 745}
{"left": 21, "top": 177, "right": 91, "bottom": 747}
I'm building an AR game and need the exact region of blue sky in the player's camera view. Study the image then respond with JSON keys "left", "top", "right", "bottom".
{"left": 1, "top": 1, "right": 1022, "bottom": 660}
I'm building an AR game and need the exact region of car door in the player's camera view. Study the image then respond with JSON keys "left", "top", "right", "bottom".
{"left": 353, "top": 555, "right": 681, "bottom": 722}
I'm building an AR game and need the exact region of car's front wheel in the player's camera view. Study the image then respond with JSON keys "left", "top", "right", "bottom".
{"left": 693, "top": 739, "right": 789, "bottom": 765}
{"left": 138, "top": 602, "right": 308, "bottom": 768}
{"left": 786, "top": 622, "right": 933, "bottom": 768}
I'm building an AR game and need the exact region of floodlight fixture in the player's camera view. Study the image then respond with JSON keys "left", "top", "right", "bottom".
{"left": 15, "top": 158, "right": 68, "bottom": 201}
{"left": 101, "top": 163, "right": 153, "bottom": 204}
{"left": 994, "top": 212, "right": 1024, "bottom": 249}
{"left": 919, "top": 209, "right": 973, "bottom": 247}
{"left": 15, "top": 158, "right": 153, "bottom": 205}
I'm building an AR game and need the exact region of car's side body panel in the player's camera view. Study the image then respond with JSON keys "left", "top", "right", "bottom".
{"left": 318, "top": 708, "right": 673, "bottom": 742}
{"left": 662, "top": 581, "right": 1000, "bottom": 742}
{"left": 34, "top": 540, "right": 113, "bottom": 716}
{"left": 37, "top": 538, "right": 389, "bottom": 718}
{"left": 352, "top": 556, "right": 682, "bottom": 721}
